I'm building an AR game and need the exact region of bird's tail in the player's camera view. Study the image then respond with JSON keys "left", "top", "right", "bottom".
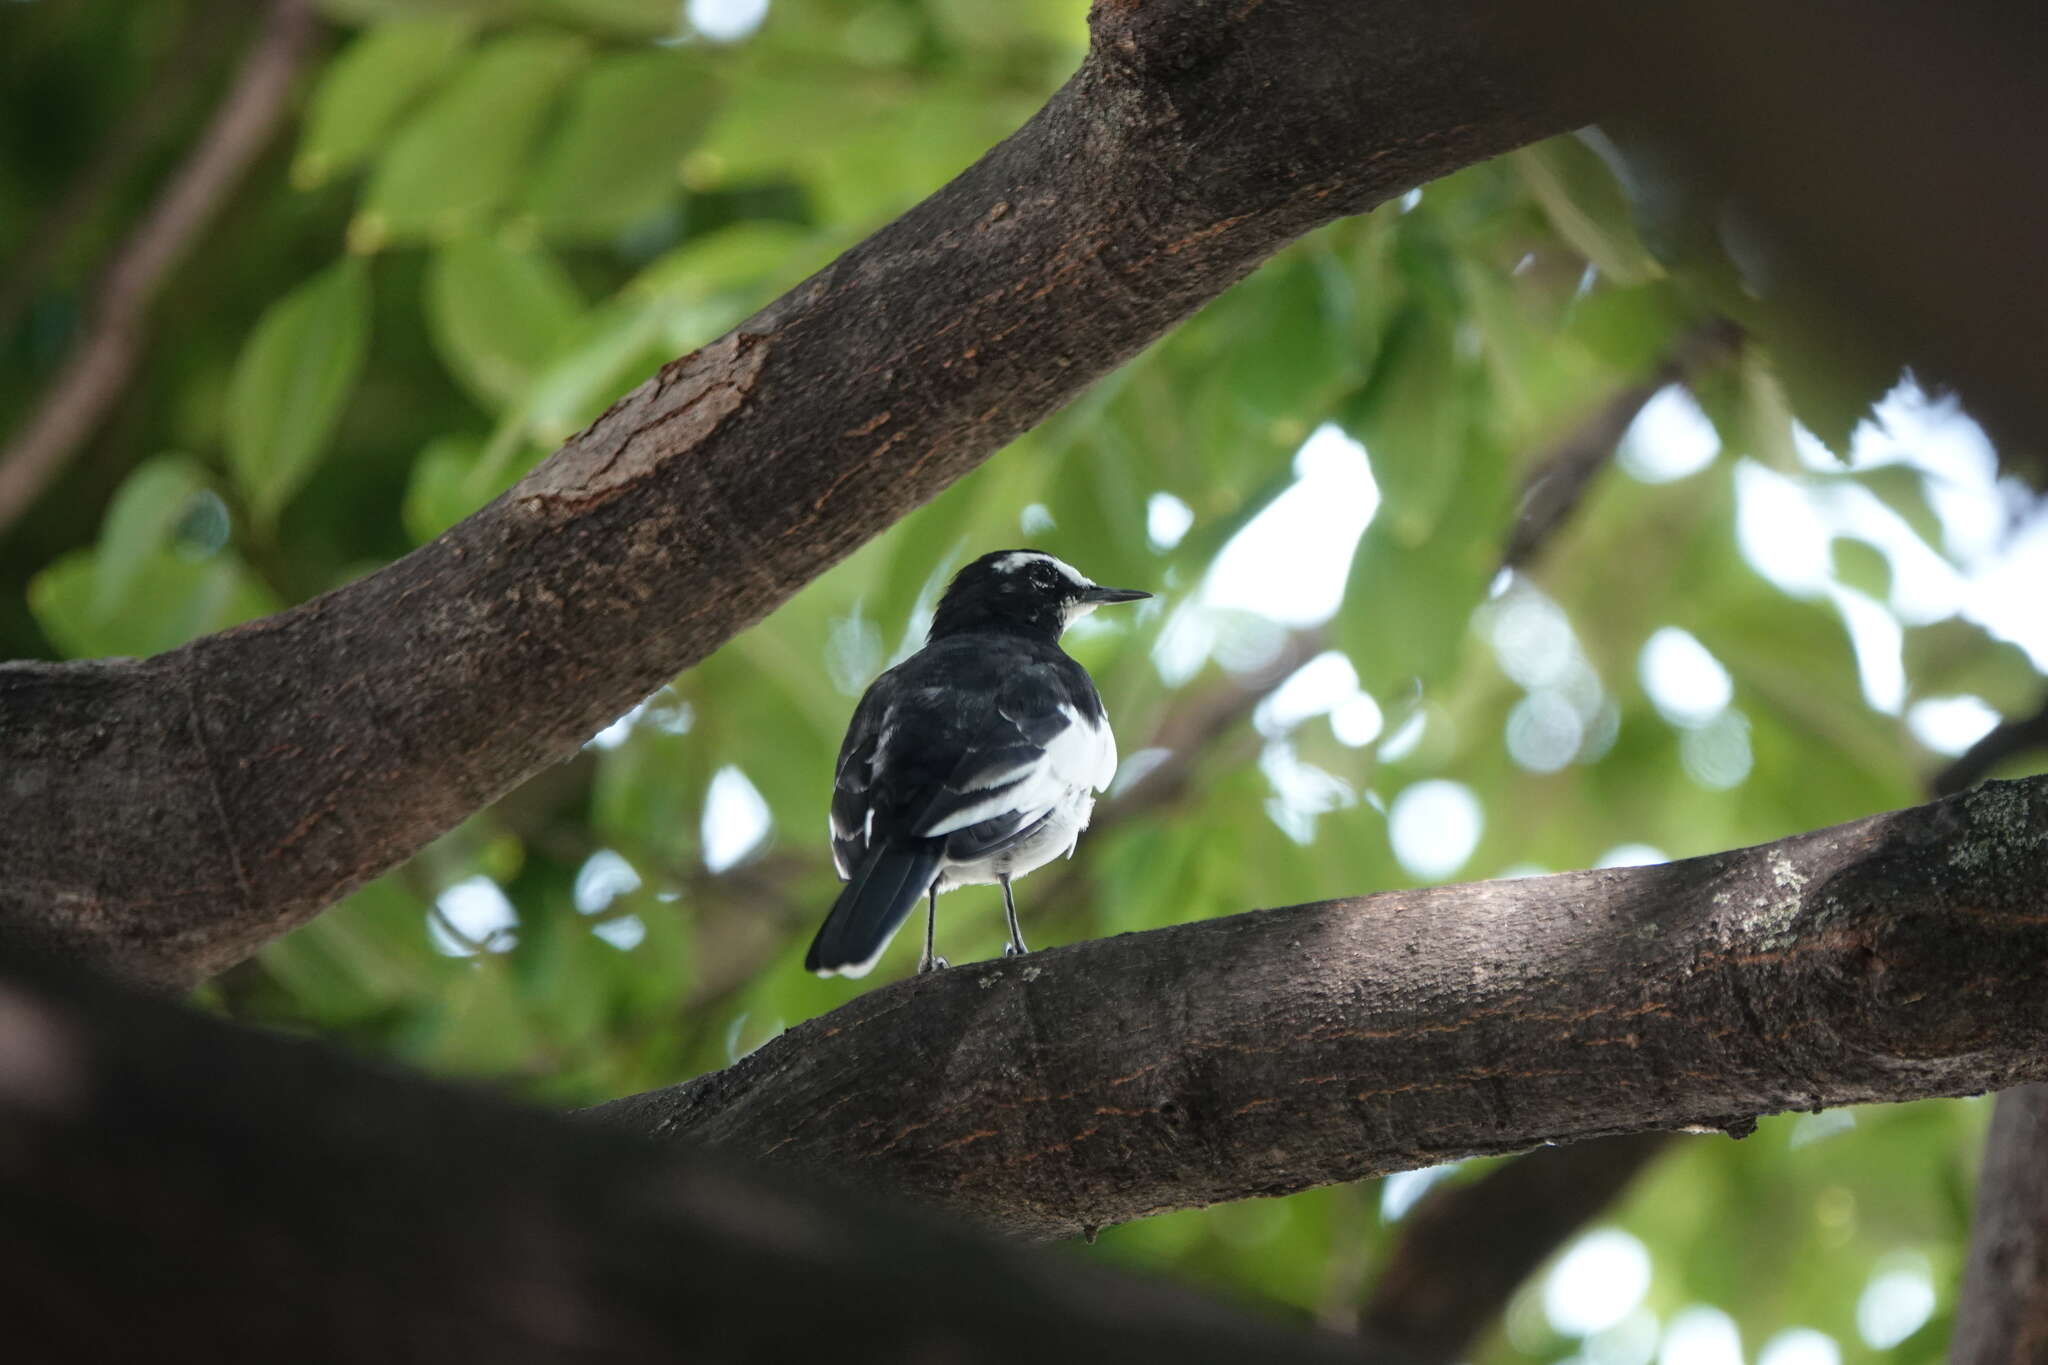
{"left": 804, "top": 842, "right": 944, "bottom": 978}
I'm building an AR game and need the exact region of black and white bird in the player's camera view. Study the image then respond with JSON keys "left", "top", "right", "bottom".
{"left": 805, "top": 549, "right": 1150, "bottom": 978}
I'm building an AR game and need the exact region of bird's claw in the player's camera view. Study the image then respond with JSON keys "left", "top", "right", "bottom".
{"left": 918, "top": 955, "right": 950, "bottom": 974}
{"left": 1003, "top": 942, "right": 1027, "bottom": 958}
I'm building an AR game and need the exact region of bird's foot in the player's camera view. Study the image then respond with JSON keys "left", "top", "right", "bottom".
{"left": 1003, "top": 942, "right": 1029, "bottom": 958}
{"left": 917, "top": 955, "right": 950, "bottom": 975}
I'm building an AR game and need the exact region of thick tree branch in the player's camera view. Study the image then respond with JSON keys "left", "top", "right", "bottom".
{"left": 1952, "top": 1084, "right": 2048, "bottom": 1365}
{"left": 591, "top": 777, "right": 2048, "bottom": 1241}
{"left": 0, "top": 0, "right": 317, "bottom": 535}
{"left": 1357, "top": 1134, "right": 1674, "bottom": 1363}
{"left": 0, "top": 950, "right": 1363, "bottom": 1365}
{"left": 0, "top": 0, "right": 1580, "bottom": 989}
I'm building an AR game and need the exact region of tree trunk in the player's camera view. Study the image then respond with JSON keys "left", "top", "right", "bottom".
{"left": 1952, "top": 1085, "right": 2048, "bottom": 1365}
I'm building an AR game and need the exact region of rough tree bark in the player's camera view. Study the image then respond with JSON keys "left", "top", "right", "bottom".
{"left": 1952, "top": 1085, "right": 2048, "bottom": 1365}
{"left": 591, "top": 778, "right": 2048, "bottom": 1240}
{"left": 0, "top": 0, "right": 1581, "bottom": 990}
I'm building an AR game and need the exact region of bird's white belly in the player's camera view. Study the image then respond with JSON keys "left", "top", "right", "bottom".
{"left": 934, "top": 786, "right": 1096, "bottom": 892}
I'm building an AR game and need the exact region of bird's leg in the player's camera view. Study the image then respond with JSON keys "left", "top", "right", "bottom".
{"left": 1000, "top": 872, "right": 1029, "bottom": 958}
{"left": 918, "top": 883, "right": 948, "bottom": 974}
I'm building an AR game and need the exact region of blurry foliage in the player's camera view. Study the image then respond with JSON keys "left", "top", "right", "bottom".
{"left": 3, "top": 1, "right": 2043, "bottom": 1360}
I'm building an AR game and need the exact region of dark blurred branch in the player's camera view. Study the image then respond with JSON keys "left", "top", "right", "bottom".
{"left": 1502, "top": 318, "right": 1742, "bottom": 572}
{"left": 1357, "top": 1134, "right": 1674, "bottom": 1363}
{"left": 0, "top": 0, "right": 316, "bottom": 536}
{"left": 1952, "top": 1084, "right": 2048, "bottom": 1365}
{"left": 0, "top": 950, "right": 1364, "bottom": 1365}
{"left": 593, "top": 777, "right": 2048, "bottom": 1241}
{"left": 1551, "top": 3, "right": 2048, "bottom": 473}
{"left": 1932, "top": 695, "right": 2048, "bottom": 798}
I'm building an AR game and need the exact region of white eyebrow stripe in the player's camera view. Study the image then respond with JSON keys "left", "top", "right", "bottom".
{"left": 991, "top": 551, "right": 1091, "bottom": 587}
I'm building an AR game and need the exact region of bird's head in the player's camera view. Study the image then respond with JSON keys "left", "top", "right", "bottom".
{"left": 928, "top": 549, "right": 1150, "bottom": 641}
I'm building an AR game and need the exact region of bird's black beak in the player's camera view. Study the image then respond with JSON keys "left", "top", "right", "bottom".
{"left": 1080, "top": 585, "right": 1151, "bottom": 606}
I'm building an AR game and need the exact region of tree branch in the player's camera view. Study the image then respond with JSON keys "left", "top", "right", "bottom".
{"left": 0, "top": 5, "right": 247, "bottom": 346}
{"left": 1933, "top": 694, "right": 2048, "bottom": 798}
{"left": 1502, "top": 318, "right": 1742, "bottom": 573}
{"left": 589, "top": 777, "right": 2048, "bottom": 1241}
{"left": 1951, "top": 1084, "right": 2048, "bottom": 1365}
{"left": 0, "top": 0, "right": 1582, "bottom": 989}
{"left": 0, "top": 0, "right": 317, "bottom": 535}
{"left": 1357, "top": 1133, "right": 1674, "bottom": 1363}
{"left": 0, "top": 948, "right": 1365, "bottom": 1365}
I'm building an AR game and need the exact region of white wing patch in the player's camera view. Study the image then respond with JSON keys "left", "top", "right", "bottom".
{"left": 918, "top": 705, "right": 1116, "bottom": 838}
{"left": 1086, "top": 711, "right": 1118, "bottom": 791}
{"left": 826, "top": 807, "right": 874, "bottom": 879}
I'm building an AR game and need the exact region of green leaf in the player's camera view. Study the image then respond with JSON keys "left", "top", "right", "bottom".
{"left": 30, "top": 547, "right": 281, "bottom": 660}
{"left": 526, "top": 50, "right": 719, "bottom": 240}
{"left": 466, "top": 294, "right": 668, "bottom": 491}
{"left": 515, "top": 295, "right": 662, "bottom": 444}
{"left": 93, "top": 453, "right": 215, "bottom": 616}
{"left": 1563, "top": 279, "right": 1690, "bottom": 373}
{"left": 1340, "top": 442, "right": 1513, "bottom": 703}
{"left": 426, "top": 237, "right": 584, "bottom": 410}
{"left": 1515, "top": 137, "right": 1662, "bottom": 286}
{"left": 1339, "top": 307, "right": 1471, "bottom": 542}
{"left": 1214, "top": 244, "right": 1369, "bottom": 427}
{"left": 1839, "top": 462, "right": 1947, "bottom": 553}
{"left": 541, "top": 0, "right": 681, "bottom": 37}
{"left": 259, "top": 876, "right": 442, "bottom": 1022}
{"left": 1830, "top": 536, "right": 1891, "bottom": 601}
{"left": 293, "top": 15, "right": 477, "bottom": 189}
{"left": 1753, "top": 290, "right": 1902, "bottom": 457}
{"left": 1340, "top": 518, "right": 1488, "bottom": 704}
{"left": 415, "top": 960, "right": 539, "bottom": 1078}
{"left": 356, "top": 31, "right": 591, "bottom": 246}
{"left": 1723, "top": 352, "right": 1802, "bottom": 473}
{"left": 403, "top": 434, "right": 526, "bottom": 543}
{"left": 1903, "top": 618, "right": 2045, "bottom": 713}
{"left": 225, "top": 258, "right": 371, "bottom": 524}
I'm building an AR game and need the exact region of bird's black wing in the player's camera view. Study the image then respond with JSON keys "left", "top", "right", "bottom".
{"left": 810, "top": 635, "right": 1114, "bottom": 978}
{"left": 843, "top": 636, "right": 1115, "bottom": 865}
{"left": 827, "top": 686, "right": 892, "bottom": 880}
